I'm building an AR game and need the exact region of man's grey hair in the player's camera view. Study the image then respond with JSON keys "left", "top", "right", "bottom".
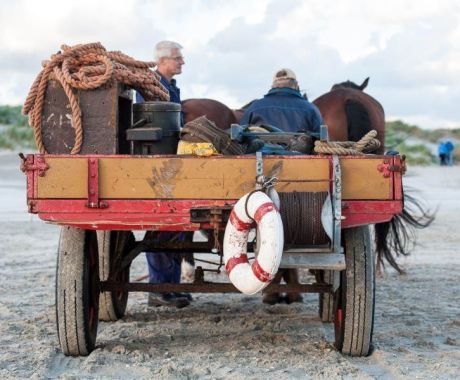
{"left": 155, "top": 41, "right": 183, "bottom": 61}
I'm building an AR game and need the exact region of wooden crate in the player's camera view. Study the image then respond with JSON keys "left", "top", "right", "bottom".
{"left": 40, "top": 80, "right": 132, "bottom": 154}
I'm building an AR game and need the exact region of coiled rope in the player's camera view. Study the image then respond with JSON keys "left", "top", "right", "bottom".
{"left": 314, "top": 130, "right": 381, "bottom": 155}
{"left": 22, "top": 42, "right": 170, "bottom": 154}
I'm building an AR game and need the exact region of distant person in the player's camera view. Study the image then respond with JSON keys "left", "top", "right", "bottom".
{"left": 438, "top": 141, "right": 448, "bottom": 166}
{"left": 444, "top": 140, "right": 455, "bottom": 166}
{"left": 241, "top": 69, "right": 324, "bottom": 305}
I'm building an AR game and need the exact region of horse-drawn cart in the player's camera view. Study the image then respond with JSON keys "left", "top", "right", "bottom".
{"left": 20, "top": 43, "right": 406, "bottom": 358}
{"left": 21, "top": 151, "right": 404, "bottom": 357}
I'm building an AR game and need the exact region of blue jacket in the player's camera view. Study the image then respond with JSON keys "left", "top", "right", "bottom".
{"left": 240, "top": 87, "right": 323, "bottom": 137}
{"left": 136, "top": 72, "right": 181, "bottom": 104}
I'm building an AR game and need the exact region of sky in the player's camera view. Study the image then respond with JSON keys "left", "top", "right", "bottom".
{"left": 1, "top": 0, "right": 459, "bottom": 129}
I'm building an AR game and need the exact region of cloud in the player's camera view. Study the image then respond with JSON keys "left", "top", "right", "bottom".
{"left": 184, "top": 1, "right": 344, "bottom": 106}
{"left": 0, "top": 0, "right": 459, "bottom": 128}
{"left": 340, "top": 14, "right": 460, "bottom": 127}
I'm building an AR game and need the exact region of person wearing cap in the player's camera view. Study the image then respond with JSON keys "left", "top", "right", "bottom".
{"left": 240, "top": 69, "right": 324, "bottom": 305}
{"left": 240, "top": 68, "right": 323, "bottom": 137}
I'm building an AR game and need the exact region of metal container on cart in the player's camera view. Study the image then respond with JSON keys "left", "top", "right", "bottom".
{"left": 127, "top": 101, "right": 181, "bottom": 155}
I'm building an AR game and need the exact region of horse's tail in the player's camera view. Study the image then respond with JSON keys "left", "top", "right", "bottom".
{"left": 374, "top": 189, "right": 435, "bottom": 273}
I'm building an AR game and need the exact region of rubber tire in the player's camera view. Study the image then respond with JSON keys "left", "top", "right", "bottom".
{"left": 98, "top": 231, "right": 134, "bottom": 321}
{"left": 334, "top": 225, "right": 374, "bottom": 357}
{"left": 56, "top": 227, "right": 99, "bottom": 356}
{"left": 318, "top": 270, "right": 334, "bottom": 322}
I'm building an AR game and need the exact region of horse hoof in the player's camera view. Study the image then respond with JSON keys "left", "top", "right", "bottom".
{"left": 285, "top": 293, "right": 303, "bottom": 304}
{"left": 263, "top": 293, "right": 281, "bottom": 305}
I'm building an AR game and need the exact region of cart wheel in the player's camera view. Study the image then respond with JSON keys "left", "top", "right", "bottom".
{"left": 98, "top": 231, "right": 134, "bottom": 321}
{"left": 56, "top": 227, "right": 99, "bottom": 356}
{"left": 318, "top": 270, "right": 334, "bottom": 322}
{"left": 334, "top": 225, "right": 374, "bottom": 357}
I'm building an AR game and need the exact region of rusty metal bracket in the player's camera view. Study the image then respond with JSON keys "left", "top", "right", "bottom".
{"left": 378, "top": 159, "right": 406, "bottom": 178}
{"left": 86, "top": 158, "right": 108, "bottom": 209}
{"left": 19, "top": 153, "right": 49, "bottom": 177}
{"left": 377, "top": 160, "right": 392, "bottom": 178}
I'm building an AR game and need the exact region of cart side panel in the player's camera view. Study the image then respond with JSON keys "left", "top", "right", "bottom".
{"left": 36, "top": 155, "right": 394, "bottom": 200}
{"left": 28, "top": 154, "right": 404, "bottom": 230}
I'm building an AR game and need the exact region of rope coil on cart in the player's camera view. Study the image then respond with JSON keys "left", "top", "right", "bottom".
{"left": 22, "top": 42, "right": 170, "bottom": 154}
{"left": 314, "top": 130, "right": 380, "bottom": 155}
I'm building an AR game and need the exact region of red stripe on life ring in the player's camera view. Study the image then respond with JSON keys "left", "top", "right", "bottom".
{"left": 229, "top": 209, "right": 254, "bottom": 231}
{"left": 226, "top": 254, "right": 249, "bottom": 274}
{"left": 252, "top": 259, "right": 273, "bottom": 282}
{"left": 253, "top": 202, "right": 276, "bottom": 223}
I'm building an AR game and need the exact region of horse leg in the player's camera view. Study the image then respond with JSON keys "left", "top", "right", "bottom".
{"left": 283, "top": 269, "right": 303, "bottom": 304}
{"left": 181, "top": 252, "right": 195, "bottom": 283}
{"left": 262, "top": 270, "right": 283, "bottom": 305}
{"left": 180, "top": 232, "right": 195, "bottom": 283}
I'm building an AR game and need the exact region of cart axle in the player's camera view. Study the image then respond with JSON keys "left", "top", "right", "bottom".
{"left": 100, "top": 281, "right": 332, "bottom": 294}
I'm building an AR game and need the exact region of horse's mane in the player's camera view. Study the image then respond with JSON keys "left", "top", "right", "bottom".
{"left": 332, "top": 77, "right": 369, "bottom": 92}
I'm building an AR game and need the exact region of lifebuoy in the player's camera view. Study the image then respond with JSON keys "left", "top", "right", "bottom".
{"left": 223, "top": 191, "right": 284, "bottom": 295}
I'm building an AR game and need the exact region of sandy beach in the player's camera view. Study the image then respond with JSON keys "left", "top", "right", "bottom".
{"left": 0, "top": 152, "right": 459, "bottom": 379}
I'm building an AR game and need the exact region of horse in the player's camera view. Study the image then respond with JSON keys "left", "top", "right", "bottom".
{"left": 312, "top": 78, "right": 433, "bottom": 273}
{"left": 313, "top": 77, "right": 385, "bottom": 153}
{"left": 182, "top": 98, "right": 241, "bottom": 130}
{"left": 181, "top": 79, "right": 433, "bottom": 274}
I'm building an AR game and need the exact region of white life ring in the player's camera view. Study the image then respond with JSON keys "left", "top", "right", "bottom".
{"left": 223, "top": 190, "right": 284, "bottom": 295}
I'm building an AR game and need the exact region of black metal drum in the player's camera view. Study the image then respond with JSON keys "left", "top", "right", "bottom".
{"left": 127, "top": 101, "right": 181, "bottom": 155}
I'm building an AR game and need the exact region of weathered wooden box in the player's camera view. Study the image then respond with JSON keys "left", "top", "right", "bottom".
{"left": 40, "top": 80, "right": 133, "bottom": 154}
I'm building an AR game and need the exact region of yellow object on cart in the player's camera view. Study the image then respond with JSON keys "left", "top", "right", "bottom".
{"left": 176, "top": 140, "right": 219, "bottom": 156}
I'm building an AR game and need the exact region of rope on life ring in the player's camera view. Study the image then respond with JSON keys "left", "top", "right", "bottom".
{"left": 223, "top": 190, "right": 284, "bottom": 295}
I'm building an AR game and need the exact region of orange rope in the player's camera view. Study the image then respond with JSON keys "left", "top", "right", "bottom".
{"left": 22, "top": 42, "right": 169, "bottom": 154}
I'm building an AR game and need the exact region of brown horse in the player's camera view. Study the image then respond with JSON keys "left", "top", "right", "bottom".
{"left": 313, "top": 77, "right": 385, "bottom": 153}
{"left": 182, "top": 98, "right": 241, "bottom": 130}
{"left": 313, "top": 78, "right": 433, "bottom": 272}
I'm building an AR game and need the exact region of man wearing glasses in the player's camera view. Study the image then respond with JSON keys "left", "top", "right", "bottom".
{"left": 136, "top": 40, "right": 184, "bottom": 104}
{"left": 137, "top": 41, "right": 191, "bottom": 308}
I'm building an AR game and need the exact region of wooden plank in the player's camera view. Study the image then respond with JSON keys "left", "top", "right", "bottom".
{"left": 36, "top": 156, "right": 393, "bottom": 200}
{"left": 37, "top": 157, "right": 88, "bottom": 198}
{"left": 341, "top": 158, "right": 391, "bottom": 199}
{"left": 99, "top": 156, "right": 330, "bottom": 199}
